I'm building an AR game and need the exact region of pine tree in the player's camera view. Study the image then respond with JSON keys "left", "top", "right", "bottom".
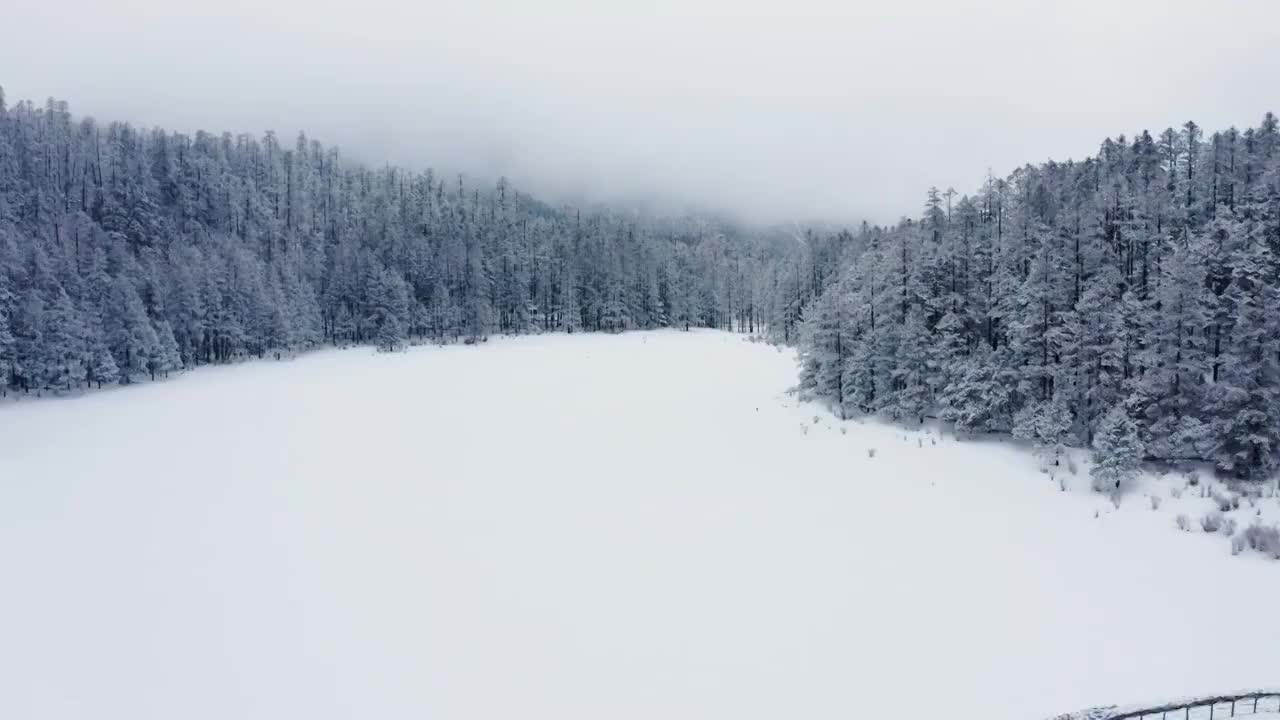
{"left": 1091, "top": 404, "right": 1144, "bottom": 492}
{"left": 85, "top": 326, "right": 119, "bottom": 389}
{"left": 883, "top": 308, "right": 932, "bottom": 424}
{"left": 0, "top": 272, "right": 14, "bottom": 392}
{"left": 40, "top": 288, "right": 89, "bottom": 391}
{"left": 370, "top": 268, "right": 410, "bottom": 351}
{"left": 104, "top": 276, "right": 160, "bottom": 383}
{"left": 1013, "top": 393, "right": 1074, "bottom": 468}
{"left": 1206, "top": 234, "right": 1280, "bottom": 477}
{"left": 798, "top": 280, "right": 850, "bottom": 415}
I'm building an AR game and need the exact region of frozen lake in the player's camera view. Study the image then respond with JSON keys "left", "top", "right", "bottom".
{"left": 1, "top": 330, "right": 1277, "bottom": 720}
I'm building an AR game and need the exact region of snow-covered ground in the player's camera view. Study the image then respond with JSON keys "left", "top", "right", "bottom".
{"left": 1, "top": 330, "right": 1278, "bottom": 720}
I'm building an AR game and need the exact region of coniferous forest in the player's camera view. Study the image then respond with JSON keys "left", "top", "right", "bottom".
{"left": 793, "top": 115, "right": 1280, "bottom": 481}
{"left": 3, "top": 89, "right": 1280, "bottom": 480}
{"left": 0, "top": 90, "right": 780, "bottom": 394}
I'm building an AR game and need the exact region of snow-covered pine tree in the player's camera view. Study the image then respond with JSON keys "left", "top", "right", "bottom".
{"left": 0, "top": 270, "right": 14, "bottom": 393}
{"left": 1013, "top": 393, "right": 1074, "bottom": 468}
{"left": 802, "top": 279, "right": 855, "bottom": 414}
{"left": 1090, "top": 404, "right": 1145, "bottom": 492}
{"left": 104, "top": 276, "right": 161, "bottom": 384}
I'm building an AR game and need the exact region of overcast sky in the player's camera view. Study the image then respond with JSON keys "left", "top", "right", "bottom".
{"left": 4, "top": 0, "right": 1278, "bottom": 225}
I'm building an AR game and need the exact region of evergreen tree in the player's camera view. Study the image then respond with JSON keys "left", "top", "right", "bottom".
{"left": 1091, "top": 404, "right": 1144, "bottom": 492}
{"left": 104, "top": 276, "right": 160, "bottom": 383}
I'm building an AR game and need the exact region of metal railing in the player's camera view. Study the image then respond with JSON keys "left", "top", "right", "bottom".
{"left": 1116, "top": 691, "right": 1280, "bottom": 717}
{"left": 1084, "top": 691, "right": 1280, "bottom": 720}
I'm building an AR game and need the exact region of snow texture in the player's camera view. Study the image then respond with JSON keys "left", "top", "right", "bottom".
{"left": 2, "top": 330, "right": 1279, "bottom": 720}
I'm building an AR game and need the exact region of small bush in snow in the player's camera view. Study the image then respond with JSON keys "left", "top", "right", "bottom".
{"left": 812, "top": 415, "right": 820, "bottom": 424}
{"left": 1200, "top": 511, "right": 1223, "bottom": 533}
{"left": 1176, "top": 514, "right": 1190, "bottom": 532}
{"left": 1185, "top": 471, "right": 1200, "bottom": 487}
{"left": 1170, "top": 486, "right": 1183, "bottom": 499}
{"left": 1221, "top": 517, "right": 1238, "bottom": 537}
{"left": 867, "top": 447, "right": 876, "bottom": 459}
{"left": 840, "top": 427, "right": 847, "bottom": 435}
{"left": 1066, "top": 456, "right": 1079, "bottom": 475}
{"left": 1234, "top": 481, "right": 1263, "bottom": 500}
{"left": 1231, "top": 533, "right": 1246, "bottom": 555}
{"left": 1211, "top": 490, "right": 1235, "bottom": 513}
{"left": 1244, "top": 524, "right": 1280, "bottom": 558}
{"left": 1058, "top": 476, "right": 1067, "bottom": 492}
{"left": 799, "top": 424, "right": 809, "bottom": 435}
{"left": 1150, "top": 495, "right": 1162, "bottom": 511}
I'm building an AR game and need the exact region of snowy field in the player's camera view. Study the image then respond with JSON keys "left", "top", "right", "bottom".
{"left": 2, "top": 330, "right": 1279, "bottom": 720}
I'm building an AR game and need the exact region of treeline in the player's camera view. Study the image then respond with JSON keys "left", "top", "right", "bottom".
{"left": 792, "top": 115, "right": 1280, "bottom": 480}
{"left": 12, "top": 89, "right": 1276, "bottom": 483}
{"left": 0, "top": 90, "right": 783, "bottom": 395}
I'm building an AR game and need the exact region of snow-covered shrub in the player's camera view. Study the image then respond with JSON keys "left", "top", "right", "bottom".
{"left": 1244, "top": 524, "right": 1280, "bottom": 558}
{"left": 1231, "top": 533, "right": 1246, "bottom": 555}
{"left": 1233, "top": 481, "right": 1263, "bottom": 500}
{"left": 1170, "top": 486, "right": 1183, "bottom": 499}
{"left": 866, "top": 447, "right": 876, "bottom": 459}
{"left": 1185, "top": 471, "right": 1200, "bottom": 486}
{"left": 1200, "top": 511, "right": 1223, "bottom": 533}
{"left": 1221, "top": 517, "right": 1238, "bottom": 537}
{"left": 800, "top": 424, "right": 809, "bottom": 435}
{"left": 840, "top": 427, "right": 847, "bottom": 435}
{"left": 1150, "top": 495, "right": 1162, "bottom": 511}
{"left": 1066, "top": 455, "right": 1079, "bottom": 476}
{"left": 1176, "top": 514, "right": 1190, "bottom": 532}
{"left": 1213, "top": 486, "right": 1233, "bottom": 509}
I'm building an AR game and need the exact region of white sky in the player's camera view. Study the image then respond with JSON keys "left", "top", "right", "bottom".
{"left": 4, "top": 0, "right": 1279, "bottom": 224}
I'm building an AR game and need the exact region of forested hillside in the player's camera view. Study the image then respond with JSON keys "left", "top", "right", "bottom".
{"left": 5, "top": 88, "right": 1279, "bottom": 481}
{"left": 0, "top": 90, "right": 783, "bottom": 395}
{"left": 792, "top": 115, "right": 1280, "bottom": 480}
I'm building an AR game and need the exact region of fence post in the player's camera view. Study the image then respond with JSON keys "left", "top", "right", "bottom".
{"left": 1210, "top": 703, "right": 1214, "bottom": 720}
{"left": 1230, "top": 700, "right": 1235, "bottom": 717}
